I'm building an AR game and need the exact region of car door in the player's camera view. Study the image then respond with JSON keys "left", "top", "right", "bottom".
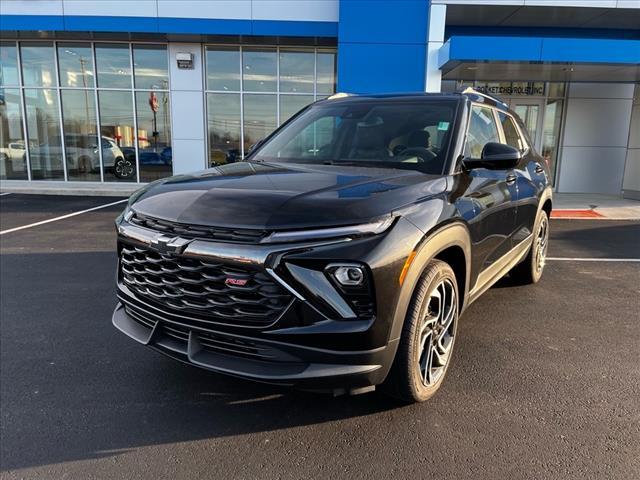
{"left": 497, "top": 111, "right": 546, "bottom": 244}
{"left": 456, "top": 104, "right": 519, "bottom": 283}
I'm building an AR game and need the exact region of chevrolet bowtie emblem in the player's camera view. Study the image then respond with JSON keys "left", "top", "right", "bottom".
{"left": 150, "top": 235, "right": 192, "bottom": 255}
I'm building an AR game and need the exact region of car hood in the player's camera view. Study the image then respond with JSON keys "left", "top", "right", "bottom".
{"left": 129, "top": 162, "right": 447, "bottom": 230}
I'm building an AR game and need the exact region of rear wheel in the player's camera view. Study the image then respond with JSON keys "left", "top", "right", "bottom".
{"left": 383, "top": 259, "right": 459, "bottom": 403}
{"left": 510, "top": 208, "right": 549, "bottom": 285}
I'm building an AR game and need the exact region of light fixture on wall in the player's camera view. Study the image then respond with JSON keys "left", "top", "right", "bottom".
{"left": 176, "top": 52, "right": 194, "bottom": 70}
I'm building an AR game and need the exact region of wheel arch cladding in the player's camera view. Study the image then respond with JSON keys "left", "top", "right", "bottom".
{"left": 389, "top": 222, "right": 471, "bottom": 342}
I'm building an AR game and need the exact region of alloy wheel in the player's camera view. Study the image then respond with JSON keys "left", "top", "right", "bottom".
{"left": 534, "top": 215, "right": 549, "bottom": 274}
{"left": 417, "top": 278, "right": 457, "bottom": 387}
{"left": 115, "top": 158, "right": 134, "bottom": 179}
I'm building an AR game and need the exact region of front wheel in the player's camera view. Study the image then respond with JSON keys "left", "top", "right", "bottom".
{"left": 510, "top": 208, "right": 550, "bottom": 285}
{"left": 383, "top": 259, "right": 459, "bottom": 403}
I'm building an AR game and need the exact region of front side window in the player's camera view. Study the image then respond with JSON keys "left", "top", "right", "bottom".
{"left": 251, "top": 100, "right": 457, "bottom": 175}
{"left": 498, "top": 112, "right": 524, "bottom": 151}
{"left": 464, "top": 105, "right": 500, "bottom": 159}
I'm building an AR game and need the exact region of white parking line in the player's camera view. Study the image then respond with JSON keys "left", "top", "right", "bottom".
{"left": 0, "top": 199, "right": 127, "bottom": 235}
{"left": 547, "top": 257, "right": 640, "bottom": 263}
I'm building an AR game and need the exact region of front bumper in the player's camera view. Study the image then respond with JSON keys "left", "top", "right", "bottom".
{"left": 112, "top": 215, "right": 425, "bottom": 391}
{"left": 113, "top": 301, "right": 397, "bottom": 391}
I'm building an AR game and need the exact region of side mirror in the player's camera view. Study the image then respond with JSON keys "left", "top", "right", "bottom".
{"left": 464, "top": 142, "right": 522, "bottom": 170}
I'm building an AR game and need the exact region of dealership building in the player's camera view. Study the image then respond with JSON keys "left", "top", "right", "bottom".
{"left": 1, "top": 0, "right": 639, "bottom": 198}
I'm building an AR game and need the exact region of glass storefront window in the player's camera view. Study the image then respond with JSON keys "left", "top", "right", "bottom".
{"left": 279, "top": 50, "right": 314, "bottom": 93}
{"left": 547, "top": 83, "right": 566, "bottom": 98}
{"left": 95, "top": 44, "right": 132, "bottom": 89}
{"left": 543, "top": 99, "right": 563, "bottom": 185}
{"left": 135, "top": 90, "right": 172, "bottom": 182}
{"left": 57, "top": 43, "right": 95, "bottom": 88}
{"left": 24, "top": 89, "right": 64, "bottom": 180}
{"left": 207, "top": 93, "right": 241, "bottom": 166}
{"left": 1, "top": 42, "right": 20, "bottom": 86}
{"left": 316, "top": 50, "right": 336, "bottom": 95}
{"left": 20, "top": 42, "right": 56, "bottom": 87}
{"left": 280, "top": 95, "right": 314, "bottom": 124}
{"left": 98, "top": 90, "right": 136, "bottom": 182}
{"left": 206, "top": 46, "right": 240, "bottom": 91}
{"left": 242, "top": 48, "right": 277, "bottom": 92}
{"left": 0, "top": 88, "right": 27, "bottom": 180}
{"left": 133, "top": 45, "right": 168, "bottom": 90}
{"left": 61, "top": 89, "right": 100, "bottom": 182}
{"left": 243, "top": 94, "right": 276, "bottom": 153}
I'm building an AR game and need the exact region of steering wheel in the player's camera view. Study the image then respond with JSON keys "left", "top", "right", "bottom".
{"left": 397, "top": 147, "right": 437, "bottom": 163}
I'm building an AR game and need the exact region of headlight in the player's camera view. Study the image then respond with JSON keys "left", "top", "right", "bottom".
{"left": 261, "top": 216, "right": 394, "bottom": 244}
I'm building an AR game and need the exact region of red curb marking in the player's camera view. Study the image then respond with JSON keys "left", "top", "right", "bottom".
{"left": 551, "top": 209, "right": 604, "bottom": 218}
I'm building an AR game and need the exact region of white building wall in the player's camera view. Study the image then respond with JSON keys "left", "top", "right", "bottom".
{"left": 557, "top": 83, "right": 635, "bottom": 195}
{"left": 622, "top": 85, "right": 640, "bottom": 199}
{"left": 0, "top": 0, "right": 339, "bottom": 22}
{"left": 167, "top": 43, "right": 206, "bottom": 175}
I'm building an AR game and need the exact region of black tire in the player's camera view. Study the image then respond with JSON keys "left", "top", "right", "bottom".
{"left": 383, "top": 259, "right": 459, "bottom": 403}
{"left": 510, "top": 208, "right": 550, "bottom": 285}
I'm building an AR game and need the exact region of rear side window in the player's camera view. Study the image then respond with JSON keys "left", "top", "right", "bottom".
{"left": 498, "top": 112, "right": 524, "bottom": 151}
{"left": 464, "top": 105, "right": 500, "bottom": 159}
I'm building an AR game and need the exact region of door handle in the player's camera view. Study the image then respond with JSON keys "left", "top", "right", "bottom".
{"left": 534, "top": 163, "right": 544, "bottom": 174}
{"left": 506, "top": 173, "right": 517, "bottom": 185}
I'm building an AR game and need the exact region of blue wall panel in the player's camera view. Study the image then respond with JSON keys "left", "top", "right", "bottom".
{"left": 0, "top": 15, "right": 337, "bottom": 37}
{"left": 440, "top": 35, "right": 640, "bottom": 66}
{"left": 338, "top": 43, "right": 427, "bottom": 93}
{"left": 337, "top": 0, "right": 430, "bottom": 94}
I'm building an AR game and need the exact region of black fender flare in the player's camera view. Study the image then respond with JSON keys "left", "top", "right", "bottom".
{"left": 388, "top": 221, "right": 472, "bottom": 343}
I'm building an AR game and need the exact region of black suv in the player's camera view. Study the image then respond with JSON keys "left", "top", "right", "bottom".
{"left": 113, "top": 89, "right": 552, "bottom": 403}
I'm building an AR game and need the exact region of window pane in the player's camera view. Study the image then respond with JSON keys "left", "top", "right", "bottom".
{"left": 20, "top": 42, "right": 56, "bottom": 87}
{"left": 279, "top": 50, "right": 314, "bottom": 93}
{"left": 24, "top": 89, "right": 64, "bottom": 180}
{"left": 464, "top": 106, "right": 499, "bottom": 159}
{"left": 206, "top": 46, "right": 240, "bottom": 91}
{"left": 280, "top": 95, "right": 314, "bottom": 124}
{"left": 498, "top": 112, "right": 523, "bottom": 151}
{"left": 1, "top": 42, "right": 20, "bottom": 86}
{"left": 207, "top": 93, "right": 241, "bottom": 166}
{"left": 98, "top": 90, "right": 136, "bottom": 182}
{"left": 133, "top": 44, "right": 168, "bottom": 90}
{"left": 57, "top": 43, "right": 95, "bottom": 88}
{"left": 243, "top": 94, "right": 276, "bottom": 154}
{"left": 61, "top": 89, "right": 100, "bottom": 181}
{"left": 547, "top": 83, "right": 566, "bottom": 98}
{"left": 543, "top": 99, "right": 563, "bottom": 185}
{"left": 136, "top": 91, "right": 172, "bottom": 182}
{"left": 242, "top": 48, "right": 276, "bottom": 92}
{"left": 0, "top": 88, "right": 27, "bottom": 180}
{"left": 316, "top": 50, "right": 336, "bottom": 95}
{"left": 95, "top": 44, "right": 131, "bottom": 89}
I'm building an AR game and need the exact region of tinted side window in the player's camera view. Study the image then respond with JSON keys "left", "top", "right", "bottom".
{"left": 498, "top": 112, "right": 524, "bottom": 151}
{"left": 464, "top": 105, "right": 500, "bottom": 159}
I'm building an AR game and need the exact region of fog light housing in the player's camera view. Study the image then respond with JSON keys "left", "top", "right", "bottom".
{"left": 330, "top": 265, "right": 365, "bottom": 286}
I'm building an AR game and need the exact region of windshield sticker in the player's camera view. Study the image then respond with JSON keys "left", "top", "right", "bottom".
{"left": 438, "top": 121, "right": 450, "bottom": 131}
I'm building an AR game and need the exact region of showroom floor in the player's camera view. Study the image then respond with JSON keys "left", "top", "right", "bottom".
{"left": 1, "top": 194, "right": 639, "bottom": 480}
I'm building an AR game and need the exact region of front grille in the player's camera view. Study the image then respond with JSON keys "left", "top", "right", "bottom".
{"left": 129, "top": 213, "right": 267, "bottom": 244}
{"left": 125, "top": 306, "right": 282, "bottom": 362}
{"left": 120, "top": 243, "right": 292, "bottom": 328}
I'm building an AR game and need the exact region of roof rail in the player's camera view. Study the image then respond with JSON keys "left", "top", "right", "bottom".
{"left": 327, "top": 92, "right": 354, "bottom": 100}
{"left": 459, "top": 87, "right": 508, "bottom": 108}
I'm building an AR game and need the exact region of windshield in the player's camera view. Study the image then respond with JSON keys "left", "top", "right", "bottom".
{"left": 250, "top": 100, "right": 457, "bottom": 174}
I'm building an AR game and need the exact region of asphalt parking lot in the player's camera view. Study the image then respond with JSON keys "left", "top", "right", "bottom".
{"left": 1, "top": 193, "right": 639, "bottom": 480}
